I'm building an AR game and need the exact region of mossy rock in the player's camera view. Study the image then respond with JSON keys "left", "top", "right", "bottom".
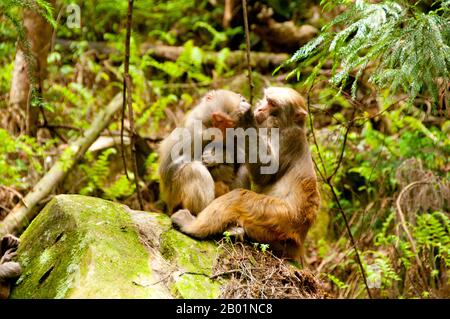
{"left": 10, "top": 195, "right": 223, "bottom": 299}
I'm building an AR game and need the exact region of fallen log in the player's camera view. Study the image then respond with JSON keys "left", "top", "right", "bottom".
{"left": 55, "top": 39, "right": 289, "bottom": 71}
{"left": 0, "top": 94, "right": 123, "bottom": 237}
{"left": 252, "top": 6, "right": 318, "bottom": 52}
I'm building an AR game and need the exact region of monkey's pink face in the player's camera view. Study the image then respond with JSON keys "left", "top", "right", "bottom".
{"left": 254, "top": 96, "right": 279, "bottom": 125}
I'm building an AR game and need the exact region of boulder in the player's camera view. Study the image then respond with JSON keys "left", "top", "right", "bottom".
{"left": 10, "top": 195, "right": 223, "bottom": 298}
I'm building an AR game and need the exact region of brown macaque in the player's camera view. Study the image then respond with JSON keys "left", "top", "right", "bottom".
{"left": 0, "top": 235, "right": 22, "bottom": 299}
{"left": 158, "top": 90, "right": 251, "bottom": 215}
{"left": 171, "top": 87, "right": 320, "bottom": 262}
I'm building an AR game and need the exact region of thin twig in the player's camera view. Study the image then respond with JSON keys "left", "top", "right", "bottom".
{"left": 241, "top": 0, "right": 253, "bottom": 104}
{"left": 123, "top": 0, "right": 143, "bottom": 210}
{"left": 306, "top": 87, "right": 372, "bottom": 299}
{"left": 328, "top": 105, "right": 356, "bottom": 182}
{"left": 126, "top": 76, "right": 144, "bottom": 210}
{"left": 328, "top": 185, "right": 372, "bottom": 298}
{"left": 120, "top": 0, "right": 133, "bottom": 180}
{"left": 306, "top": 84, "right": 327, "bottom": 178}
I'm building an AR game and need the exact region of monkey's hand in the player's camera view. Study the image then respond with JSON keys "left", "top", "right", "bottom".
{"left": 0, "top": 249, "right": 17, "bottom": 264}
{"left": 171, "top": 209, "right": 196, "bottom": 230}
{"left": 0, "top": 235, "right": 20, "bottom": 264}
{"left": 1, "top": 235, "right": 19, "bottom": 255}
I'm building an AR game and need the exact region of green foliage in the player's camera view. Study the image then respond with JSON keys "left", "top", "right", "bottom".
{"left": 0, "top": 61, "right": 13, "bottom": 95}
{"left": 259, "top": 243, "right": 270, "bottom": 253}
{"left": 144, "top": 40, "right": 211, "bottom": 83}
{"left": 59, "top": 147, "right": 75, "bottom": 172}
{"left": 62, "top": 0, "right": 212, "bottom": 42}
{"left": 80, "top": 149, "right": 135, "bottom": 200}
{"left": 0, "top": 128, "right": 55, "bottom": 188}
{"left": 414, "top": 211, "right": 450, "bottom": 267}
{"left": 1, "top": 0, "right": 57, "bottom": 113}
{"left": 223, "top": 231, "right": 232, "bottom": 244}
{"left": 365, "top": 252, "right": 401, "bottom": 290}
{"left": 1, "top": 0, "right": 447, "bottom": 300}
{"left": 280, "top": 0, "right": 450, "bottom": 104}
{"left": 103, "top": 175, "right": 135, "bottom": 201}
{"left": 144, "top": 152, "right": 159, "bottom": 182}
{"left": 194, "top": 22, "right": 227, "bottom": 50}
{"left": 326, "top": 273, "right": 349, "bottom": 289}
{"left": 372, "top": 210, "right": 450, "bottom": 295}
{"left": 251, "top": 242, "right": 270, "bottom": 253}
{"left": 311, "top": 84, "right": 449, "bottom": 296}
{"left": 1, "top": 0, "right": 56, "bottom": 28}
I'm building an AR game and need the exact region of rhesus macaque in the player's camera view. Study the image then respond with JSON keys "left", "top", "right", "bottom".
{"left": 171, "top": 87, "right": 320, "bottom": 262}
{"left": 0, "top": 235, "right": 21, "bottom": 299}
{"left": 158, "top": 90, "right": 251, "bottom": 215}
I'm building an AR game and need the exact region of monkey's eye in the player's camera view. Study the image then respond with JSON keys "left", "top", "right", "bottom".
{"left": 270, "top": 108, "right": 280, "bottom": 117}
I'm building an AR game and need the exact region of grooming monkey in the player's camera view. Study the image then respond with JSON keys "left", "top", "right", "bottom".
{"left": 158, "top": 90, "right": 251, "bottom": 215}
{"left": 0, "top": 235, "right": 21, "bottom": 299}
{"left": 171, "top": 87, "right": 320, "bottom": 262}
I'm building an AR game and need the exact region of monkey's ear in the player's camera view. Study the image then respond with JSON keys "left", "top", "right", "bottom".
{"left": 294, "top": 108, "right": 308, "bottom": 125}
{"left": 266, "top": 96, "right": 276, "bottom": 107}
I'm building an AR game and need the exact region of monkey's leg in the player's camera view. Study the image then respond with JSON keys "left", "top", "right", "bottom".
{"left": 172, "top": 189, "right": 277, "bottom": 238}
{"left": 171, "top": 209, "right": 244, "bottom": 242}
{"left": 178, "top": 161, "right": 215, "bottom": 215}
{"left": 171, "top": 190, "right": 245, "bottom": 238}
{"left": 174, "top": 189, "right": 305, "bottom": 260}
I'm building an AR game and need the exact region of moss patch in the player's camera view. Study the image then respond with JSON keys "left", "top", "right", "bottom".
{"left": 174, "top": 273, "right": 221, "bottom": 299}
{"left": 160, "top": 229, "right": 218, "bottom": 274}
{"left": 160, "top": 229, "right": 222, "bottom": 298}
{"left": 10, "top": 195, "right": 228, "bottom": 299}
{"left": 11, "top": 195, "right": 169, "bottom": 298}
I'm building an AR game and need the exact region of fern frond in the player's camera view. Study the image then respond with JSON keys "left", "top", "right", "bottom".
{"left": 280, "top": 0, "right": 450, "bottom": 105}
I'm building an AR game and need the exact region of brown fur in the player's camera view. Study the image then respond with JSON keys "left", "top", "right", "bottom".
{"left": 171, "top": 87, "right": 320, "bottom": 262}
{"left": 158, "top": 90, "right": 251, "bottom": 215}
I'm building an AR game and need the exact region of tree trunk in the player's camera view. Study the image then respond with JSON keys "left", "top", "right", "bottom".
{"left": 8, "top": 0, "right": 56, "bottom": 136}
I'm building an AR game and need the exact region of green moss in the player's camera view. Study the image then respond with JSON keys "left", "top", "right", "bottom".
{"left": 10, "top": 194, "right": 229, "bottom": 299}
{"left": 153, "top": 213, "right": 172, "bottom": 229}
{"left": 173, "top": 274, "right": 221, "bottom": 299}
{"left": 159, "top": 229, "right": 223, "bottom": 298}
{"left": 11, "top": 195, "right": 168, "bottom": 298}
{"left": 160, "top": 229, "right": 218, "bottom": 275}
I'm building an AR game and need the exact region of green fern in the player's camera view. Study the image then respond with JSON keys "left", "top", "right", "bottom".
{"left": 280, "top": 0, "right": 449, "bottom": 104}
{"left": 103, "top": 175, "right": 135, "bottom": 200}
{"left": 0, "top": 128, "right": 56, "bottom": 188}
{"left": 326, "top": 273, "right": 349, "bottom": 289}
{"left": 80, "top": 149, "right": 116, "bottom": 195}
{"left": 414, "top": 211, "right": 450, "bottom": 267}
